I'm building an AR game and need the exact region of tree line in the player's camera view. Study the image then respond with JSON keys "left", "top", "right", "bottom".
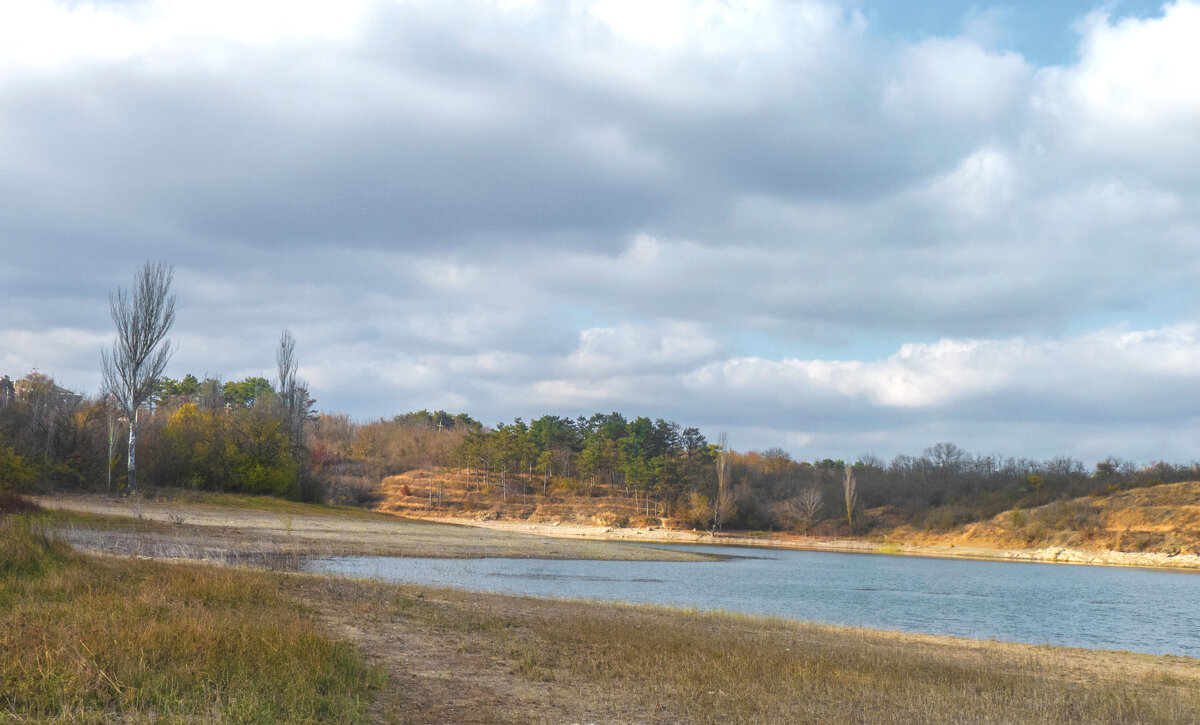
{"left": 0, "top": 366, "right": 318, "bottom": 499}
{"left": 2, "top": 261, "right": 1197, "bottom": 528}
{"left": 3, "top": 367, "right": 1195, "bottom": 529}
{"left": 439, "top": 420, "right": 1198, "bottom": 532}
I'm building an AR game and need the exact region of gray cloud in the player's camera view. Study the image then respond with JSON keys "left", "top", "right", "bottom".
{"left": 4, "top": 0, "right": 1200, "bottom": 462}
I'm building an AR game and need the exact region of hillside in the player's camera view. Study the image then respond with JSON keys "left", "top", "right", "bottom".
{"left": 376, "top": 469, "right": 659, "bottom": 528}
{"left": 375, "top": 470, "right": 1200, "bottom": 559}
{"left": 883, "top": 480, "right": 1200, "bottom": 556}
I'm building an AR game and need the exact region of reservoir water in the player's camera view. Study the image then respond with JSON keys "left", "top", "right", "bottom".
{"left": 304, "top": 544, "right": 1200, "bottom": 657}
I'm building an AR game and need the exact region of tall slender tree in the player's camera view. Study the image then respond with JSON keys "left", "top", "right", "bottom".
{"left": 275, "top": 328, "right": 314, "bottom": 444}
{"left": 101, "top": 262, "right": 175, "bottom": 493}
{"left": 843, "top": 463, "right": 858, "bottom": 530}
{"left": 275, "top": 329, "right": 299, "bottom": 430}
{"left": 713, "top": 432, "right": 735, "bottom": 532}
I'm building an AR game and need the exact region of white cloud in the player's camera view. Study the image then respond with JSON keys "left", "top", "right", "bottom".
{"left": 1033, "top": 1, "right": 1200, "bottom": 177}
{"left": 885, "top": 37, "right": 1031, "bottom": 122}
{"left": 0, "top": 0, "right": 370, "bottom": 76}
{"left": 681, "top": 325, "right": 1200, "bottom": 420}
{"left": 0, "top": 328, "right": 110, "bottom": 390}
{"left": 565, "top": 321, "right": 725, "bottom": 377}
{"left": 919, "top": 146, "right": 1018, "bottom": 218}
{"left": 5, "top": 0, "right": 1200, "bottom": 464}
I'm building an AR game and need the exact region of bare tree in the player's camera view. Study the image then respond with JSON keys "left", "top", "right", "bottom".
{"left": 712, "top": 432, "right": 736, "bottom": 532}
{"left": 276, "top": 328, "right": 301, "bottom": 435}
{"left": 776, "top": 486, "right": 822, "bottom": 534}
{"left": 101, "top": 262, "right": 175, "bottom": 494}
{"left": 275, "top": 328, "right": 315, "bottom": 453}
{"left": 843, "top": 463, "right": 857, "bottom": 531}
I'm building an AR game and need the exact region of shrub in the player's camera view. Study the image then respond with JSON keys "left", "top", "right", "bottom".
{"left": 1037, "top": 500, "right": 1100, "bottom": 531}
{"left": 1023, "top": 521, "right": 1048, "bottom": 545}
{"left": 923, "top": 506, "right": 959, "bottom": 532}
{"left": 1009, "top": 508, "right": 1027, "bottom": 529}
{"left": 0, "top": 443, "right": 35, "bottom": 491}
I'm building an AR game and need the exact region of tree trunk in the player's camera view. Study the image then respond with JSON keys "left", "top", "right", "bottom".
{"left": 106, "top": 408, "right": 116, "bottom": 495}
{"left": 127, "top": 408, "right": 138, "bottom": 493}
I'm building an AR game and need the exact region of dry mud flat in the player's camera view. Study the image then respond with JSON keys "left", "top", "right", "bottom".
{"left": 32, "top": 495, "right": 710, "bottom": 562}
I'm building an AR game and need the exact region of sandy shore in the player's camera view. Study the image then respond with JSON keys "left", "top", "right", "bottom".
{"left": 427, "top": 514, "right": 1200, "bottom": 570}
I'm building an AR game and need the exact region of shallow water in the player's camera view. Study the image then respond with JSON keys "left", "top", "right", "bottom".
{"left": 304, "top": 543, "right": 1200, "bottom": 656}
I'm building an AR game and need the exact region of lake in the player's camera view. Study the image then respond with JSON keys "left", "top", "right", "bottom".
{"left": 304, "top": 544, "right": 1200, "bottom": 657}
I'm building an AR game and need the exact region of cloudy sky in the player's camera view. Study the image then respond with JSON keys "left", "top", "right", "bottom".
{"left": 3, "top": 0, "right": 1200, "bottom": 464}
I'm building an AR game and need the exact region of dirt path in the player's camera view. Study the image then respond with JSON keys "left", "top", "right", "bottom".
{"left": 291, "top": 577, "right": 562, "bottom": 724}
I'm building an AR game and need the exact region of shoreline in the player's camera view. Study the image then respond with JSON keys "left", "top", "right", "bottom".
{"left": 424, "top": 514, "right": 1200, "bottom": 571}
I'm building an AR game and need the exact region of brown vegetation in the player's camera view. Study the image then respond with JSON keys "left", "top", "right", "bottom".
{"left": 886, "top": 480, "right": 1200, "bottom": 555}
{"left": 381, "top": 467, "right": 1200, "bottom": 562}
{"left": 294, "top": 574, "right": 1200, "bottom": 724}
{"left": 10, "top": 494, "right": 1200, "bottom": 722}
{"left": 0, "top": 515, "right": 383, "bottom": 723}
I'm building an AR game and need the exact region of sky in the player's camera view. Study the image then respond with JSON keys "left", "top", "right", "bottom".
{"left": 3, "top": 0, "right": 1200, "bottom": 464}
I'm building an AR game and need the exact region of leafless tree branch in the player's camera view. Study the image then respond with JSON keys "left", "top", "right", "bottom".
{"left": 100, "top": 261, "right": 175, "bottom": 492}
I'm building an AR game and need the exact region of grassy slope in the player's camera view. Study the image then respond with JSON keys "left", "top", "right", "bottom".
{"left": 0, "top": 514, "right": 383, "bottom": 724}
{"left": 296, "top": 575, "right": 1200, "bottom": 724}
{"left": 887, "top": 480, "right": 1200, "bottom": 554}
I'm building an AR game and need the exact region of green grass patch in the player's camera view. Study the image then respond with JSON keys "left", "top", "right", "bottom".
{"left": 0, "top": 515, "right": 74, "bottom": 579}
{"left": 0, "top": 517, "right": 384, "bottom": 723}
{"left": 141, "top": 487, "right": 398, "bottom": 520}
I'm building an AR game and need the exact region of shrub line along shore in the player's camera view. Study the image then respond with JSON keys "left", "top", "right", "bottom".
{"left": 425, "top": 514, "right": 1200, "bottom": 571}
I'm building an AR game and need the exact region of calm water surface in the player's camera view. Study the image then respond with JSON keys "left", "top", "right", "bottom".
{"left": 304, "top": 544, "right": 1200, "bottom": 657}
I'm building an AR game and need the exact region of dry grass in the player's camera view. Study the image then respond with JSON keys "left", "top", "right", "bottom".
{"left": 0, "top": 515, "right": 383, "bottom": 724}
{"left": 888, "top": 480, "right": 1200, "bottom": 556}
{"left": 294, "top": 575, "right": 1200, "bottom": 724}
{"left": 7, "top": 490, "right": 1200, "bottom": 724}
{"left": 382, "top": 470, "right": 1200, "bottom": 562}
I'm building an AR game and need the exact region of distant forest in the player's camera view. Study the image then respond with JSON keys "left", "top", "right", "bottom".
{"left": 2, "top": 368, "right": 1196, "bottom": 532}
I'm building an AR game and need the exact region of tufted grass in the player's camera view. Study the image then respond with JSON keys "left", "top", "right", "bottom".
{"left": 0, "top": 515, "right": 383, "bottom": 724}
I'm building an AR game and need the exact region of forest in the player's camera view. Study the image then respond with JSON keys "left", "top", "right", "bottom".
{"left": 2, "top": 367, "right": 1195, "bottom": 534}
